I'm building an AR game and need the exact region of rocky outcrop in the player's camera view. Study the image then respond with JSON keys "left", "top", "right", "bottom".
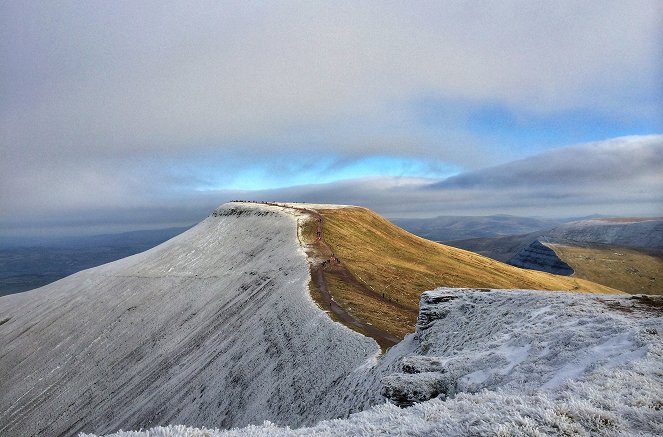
{"left": 381, "top": 288, "right": 662, "bottom": 410}
{"left": 381, "top": 371, "right": 455, "bottom": 407}
{"left": 507, "top": 239, "right": 573, "bottom": 275}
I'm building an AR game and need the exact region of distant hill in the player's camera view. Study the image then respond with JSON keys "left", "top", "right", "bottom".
{"left": 445, "top": 218, "right": 663, "bottom": 294}
{"left": 392, "top": 214, "right": 563, "bottom": 242}
{"left": 545, "top": 218, "right": 663, "bottom": 250}
{"left": 0, "top": 226, "right": 190, "bottom": 296}
{"left": 445, "top": 232, "right": 541, "bottom": 263}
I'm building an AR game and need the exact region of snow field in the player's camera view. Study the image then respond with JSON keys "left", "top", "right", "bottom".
{"left": 84, "top": 289, "right": 663, "bottom": 436}
{"left": 0, "top": 203, "right": 378, "bottom": 436}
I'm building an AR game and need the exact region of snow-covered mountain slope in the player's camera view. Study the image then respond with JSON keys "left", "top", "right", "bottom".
{"left": 0, "top": 202, "right": 379, "bottom": 436}
{"left": 85, "top": 289, "right": 663, "bottom": 437}
{"left": 546, "top": 218, "right": 663, "bottom": 250}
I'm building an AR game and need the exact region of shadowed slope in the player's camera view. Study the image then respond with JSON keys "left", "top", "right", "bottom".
{"left": 312, "top": 207, "right": 620, "bottom": 339}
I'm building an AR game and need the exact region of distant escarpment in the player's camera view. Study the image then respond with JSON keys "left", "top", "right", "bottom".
{"left": 507, "top": 239, "right": 574, "bottom": 275}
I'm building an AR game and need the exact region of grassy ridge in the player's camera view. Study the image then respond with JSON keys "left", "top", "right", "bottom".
{"left": 315, "top": 207, "right": 621, "bottom": 339}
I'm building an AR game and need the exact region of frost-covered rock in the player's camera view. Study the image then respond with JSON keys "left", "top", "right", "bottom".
{"left": 381, "top": 371, "right": 455, "bottom": 406}
{"left": 84, "top": 288, "right": 663, "bottom": 436}
{"left": 395, "top": 288, "right": 662, "bottom": 397}
{"left": 400, "top": 355, "right": 447, "bottom": 374}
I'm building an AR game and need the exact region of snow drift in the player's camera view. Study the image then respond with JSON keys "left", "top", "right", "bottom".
{"left": 83, "top": 289, "right": 663, "bottom": 436}
{"left": 0, "top": 202, "right": 379, "bottom": 436}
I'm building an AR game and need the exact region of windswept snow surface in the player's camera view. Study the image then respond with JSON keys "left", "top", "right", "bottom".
{"left": 85, "top": 289, "right": 663, "bottom": 437}
{"left": 0, "top": 202, "right": 379, "bottom": 436}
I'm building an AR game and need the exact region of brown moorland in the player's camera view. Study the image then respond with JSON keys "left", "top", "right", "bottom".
{"left": 548, "top": 243, "right": 663, "bottom": 296}
{"left": 303, "top": 206, "right": 621, "bottom": 343}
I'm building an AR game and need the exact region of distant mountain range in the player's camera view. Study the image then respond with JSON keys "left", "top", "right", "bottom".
{"left": 391, "top": 214, "right": 565, "bottom": 242}
{"left": 441, "top": 218, "right": 663, "bottom": 294}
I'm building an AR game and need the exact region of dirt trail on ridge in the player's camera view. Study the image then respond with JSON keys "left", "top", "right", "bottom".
{"left": 262, "top": 202, "right": 400, "bottom": 350}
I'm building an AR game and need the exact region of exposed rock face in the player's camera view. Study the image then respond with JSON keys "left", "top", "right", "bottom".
{"left": 507, "top": 239, "right": 574, "bottom": 275}
{"left": 380, "top": 288, "right": 662, "bottom": 411}
{"left": 416, "top": 293, "right": 457, "bottom": 329}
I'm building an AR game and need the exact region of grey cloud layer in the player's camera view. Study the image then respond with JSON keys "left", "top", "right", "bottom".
{"left": 1, "top": 1, "right": 660, "bottom": 236}
{"left": 433, "top": 136, "right": 663, "bottom": 190}
{"left": 2, "top": 135, "right": 660, "bottom": 238}
{"left": 272, "top": 136, "right": 663, "bottom": 217}
{"left": 2, "top": 1, "right": 659, "bottom": 159}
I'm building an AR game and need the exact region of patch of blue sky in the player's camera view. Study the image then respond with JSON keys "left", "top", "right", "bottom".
{"left": 413, "top": 95, "right": 661, "bottom": 156}
{"left": 467, "top": 103, "right": 661, "bottom": 154}
{"left": 196, "top": 155, "right": 460, "bottom": 191}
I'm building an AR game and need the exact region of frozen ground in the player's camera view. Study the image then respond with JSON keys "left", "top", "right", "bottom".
{"left": 2, "top": 202, "right": 661, "bottom": 436}
{"left": 84, "top": 289, "right": 663, "bottom": 437}
{"left": 0, "top": 202, "right": 379, "bottom": 436}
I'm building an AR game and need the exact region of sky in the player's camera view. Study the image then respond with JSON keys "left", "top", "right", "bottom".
{"left": 1, "top": 0, "right": 662, "bottom": 237}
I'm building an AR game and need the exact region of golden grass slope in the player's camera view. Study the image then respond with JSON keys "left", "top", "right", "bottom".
{"left": 549, "top": 243, "right": 663, "bottom": 295}
{"left": 311, "top": 207, "right": 621, "bottom": 340}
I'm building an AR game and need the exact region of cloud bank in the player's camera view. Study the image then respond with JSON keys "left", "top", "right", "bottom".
{"left": 0, "top": 1, "right": 660, "bottom": 236}
{"left": 2, "top": 135, "right": 660, "bottom": 238}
